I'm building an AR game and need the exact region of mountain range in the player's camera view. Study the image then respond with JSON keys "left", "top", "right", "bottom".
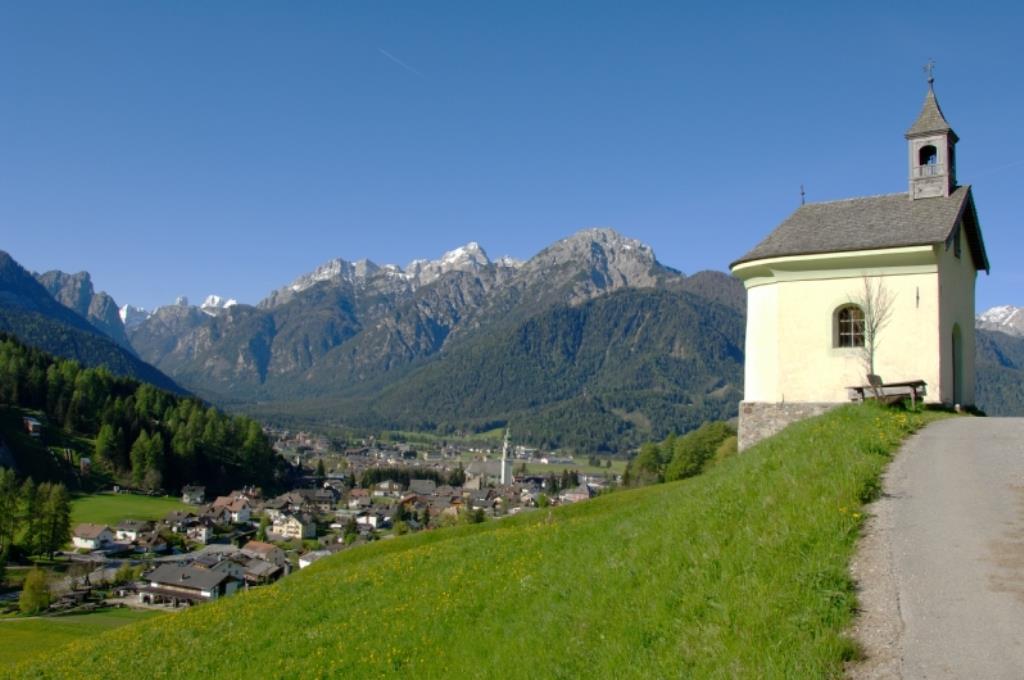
{"left": 122, "top": 229, "right": 746, "bottom": 450}
{"left": 3, "top": 230, "right": 1023, "bottom": 450}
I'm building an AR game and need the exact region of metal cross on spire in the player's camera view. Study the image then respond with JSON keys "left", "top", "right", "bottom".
{"left": 924, "top": 58, "right": 936, "bottom": 87}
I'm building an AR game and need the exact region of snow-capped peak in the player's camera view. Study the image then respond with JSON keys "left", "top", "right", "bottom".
{"left": 119, "top": 304, "right": 151, "bottom": 330}
{"left": 263, "top": 242, "right": 497, "bottom": 307}
{"left": 200, "top": 295, "right": 238, "bottom": 316}
{"left": 405, "top": 242, "right": 491, "bottom": 286}
{"left": 441, "top": 242, "right": 488, "bottom": 267}
{"left": 978, "top": 305, "right": 1021, "bottom": 325}
{"left": 497, "top": 255, "right": 524, "bottom": 269}
{"left": 977, "top": 305, "right": 1024, "bottom": 337}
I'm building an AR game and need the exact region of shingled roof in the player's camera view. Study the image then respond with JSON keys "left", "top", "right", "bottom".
{"left": 146, "top": 563, "right": 230, "bottom": 592}
{"left": 731, "top": 185, "right": 988, "bottom": 272}
{"left": 906, "top": 86, "right": 958, "bottom": 140}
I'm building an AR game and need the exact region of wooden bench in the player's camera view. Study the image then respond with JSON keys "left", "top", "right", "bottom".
{"left": 847, "top": 375, "right": 927, "bottom": 408}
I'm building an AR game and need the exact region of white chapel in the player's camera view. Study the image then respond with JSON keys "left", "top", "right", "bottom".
{"left": 730, "top": 76, "right": 989, "bottom": 450}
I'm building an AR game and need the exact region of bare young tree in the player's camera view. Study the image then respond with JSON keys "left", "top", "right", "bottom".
{"left": 853, "top": 276, "right": 896, "bottom": 381}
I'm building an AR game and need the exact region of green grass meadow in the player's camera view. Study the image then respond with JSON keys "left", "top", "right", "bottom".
{"left": 70, "top": 493, "right": 191, "bottom": 527}
{"left": 520, "top": 459, "right": 626, "bottom": 476}
{"left": 10, "top": 404, "right": 946, "bottom": 679}
{"left": 0, "top": 609, "right": 163, "bottom": 665}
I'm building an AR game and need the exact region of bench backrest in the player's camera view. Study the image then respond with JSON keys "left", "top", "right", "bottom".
{"left": 867, "top": 374, "right": 883, "bottom": 387}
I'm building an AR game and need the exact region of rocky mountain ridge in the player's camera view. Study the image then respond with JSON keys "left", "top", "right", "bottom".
{"left": 122, "top": 228, "right": 741, "bottom": 448}
{"left": 257, "top": 241, "right": 519, "bottom": 309}
{"left": 34, "top": 269, "right": 132, "bottom": 349}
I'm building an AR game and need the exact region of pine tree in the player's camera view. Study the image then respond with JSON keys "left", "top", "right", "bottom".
{"left": 94, "top": 423, "right": 117, "bottom": 465}
{"left": 37, "top": 483, "right": 71, "bottom": 558}
{"left": 20, "top": 479, "right": 42, "bottom": 556}
{"left": 130, "top": 431, "right": 151, "bottom": 487}
{"left": 0, "top": 468, "right": 20, "bottom": 556}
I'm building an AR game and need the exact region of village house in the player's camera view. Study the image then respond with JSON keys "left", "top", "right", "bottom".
{"left": 162, "top": 511, "right": 197, "bottom": 534}
{"left": 299, "top": 550, "right": 331, "bottom": 569}
{"left": 272, "top": 512, "right": 316, "bottom": 540}
{"left": 731, "top": 76, "right": 988, "bottom": 450}
{"left": 260, "top": 495, "right": 290, "bottom": 521}
{"left": 186, "top": 520, "right": 215, "bottom": 545}
{"left": 115, "top": 519, "right": 154, "bottom": 543}
{"left": 237, "top": 556, "right": 283, "bottom": 585}
{"left": 72, "top": 523, "right": 114, "bottom": 550}
{"left": 355, "top": 510, "right": 386, "bottom": 529}
{"left": 347, "top": 488, "right": 371, "bottom": 510}
{"left": 373, "top": 480, "right": 404, "bottom": 497}
{"left": 468, "top": 489, "right": 495, "bottom": 511}
{"left": 192, "top": 553, "right": 247, "bottom": 581}
{"left": 241, "top": 540, "right": 290, "bottom": 572}
{"left": 559, "top": 484, "right": 595, "bottom": 504}
{"left": 181, "top": 485, "right": 206, "bottom": 505}
{"left": 133, "top": 531, "right": 168, "bottom": 554}
{"left": 211, "top": 496, "right": 252, "bottom": 524}
{"left": 139, "top": 564, "right": 241, "bottom": 607}
{"left": 305, "top": 487, "right": 338, "bottom": 513}
{"left": 200, "top": 505, "right": 231, "bottom": 526}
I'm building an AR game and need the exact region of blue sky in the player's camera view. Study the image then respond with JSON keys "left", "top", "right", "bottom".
{"left": 1, "top": 1, "right": 1020, "bottom": 311}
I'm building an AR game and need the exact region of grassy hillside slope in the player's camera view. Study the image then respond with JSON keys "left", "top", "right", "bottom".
{"left": 0, "top": 610, "right": 164, "bottom": 666}
{"left": 9, "top": 404, "right": 943, "bottom": 679}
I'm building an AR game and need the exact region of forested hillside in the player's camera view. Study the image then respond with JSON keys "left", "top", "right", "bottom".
{"left": 976, "top": 328, "right": 1024, "bottom": 415}
{"left": 0, "top": 251, "right": 181, "bottom": 394}
{"left": 0, "top": 333, "right": 283, "bottom": 494}
{"left": 373, "top": 288, "right": 744, "bottom": 448}
{"left": 251, "top": 287, "right": 745, "bottom": 451}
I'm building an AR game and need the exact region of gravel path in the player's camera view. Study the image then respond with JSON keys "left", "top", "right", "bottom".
{"left": 848, "top": 417, "right": 1024, "bottom": 679}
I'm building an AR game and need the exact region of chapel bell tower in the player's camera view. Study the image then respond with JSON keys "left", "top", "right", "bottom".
{"left": 906, "top": 64, "right": 958, "bottom": 200}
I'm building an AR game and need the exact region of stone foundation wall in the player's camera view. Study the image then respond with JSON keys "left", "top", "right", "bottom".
{"left": 737, "top": 401, "right": 841, "bottom": 451}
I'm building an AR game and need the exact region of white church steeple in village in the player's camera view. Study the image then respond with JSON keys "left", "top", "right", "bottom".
{"left": 501, "top": 427, "right": 512, "bottom": 485}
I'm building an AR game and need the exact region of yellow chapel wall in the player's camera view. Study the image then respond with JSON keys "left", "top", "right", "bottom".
{"left": 773, "top": 271, "right": 941, "bottom": 402}
{"left": 743, "top": 283, "right": 779, "bottom": 400}
{"left": 738, "top": 250, "right": 946, "bottom": 404}
{"left": 935, "top": 221, "right": 979, "bottom": 405}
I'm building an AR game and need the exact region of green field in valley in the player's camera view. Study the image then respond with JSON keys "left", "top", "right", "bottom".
{"left": 0, "top": 609, "right": 164, "bottom": 665}
{"left": 520, "top": 459, "right": 626, "bottom": 476}
{"left": 9, "top": 404, "right": 950, "bottom": 679}
{"left": 70, "top": 493, "right": 191, "bottom": 527}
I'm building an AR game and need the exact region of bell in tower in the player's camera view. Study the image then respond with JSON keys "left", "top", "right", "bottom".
{"left": 906, "top": 62, "right": 958, "bottom": 200}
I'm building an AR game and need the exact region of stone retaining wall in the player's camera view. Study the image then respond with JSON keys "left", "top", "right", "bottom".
{"left": 737, "top": 401, "right": 841, "bottom": 451}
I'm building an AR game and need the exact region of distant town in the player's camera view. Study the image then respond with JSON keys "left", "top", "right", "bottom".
{"left": 12, "top": 425, "right": 622, "bottom": 614}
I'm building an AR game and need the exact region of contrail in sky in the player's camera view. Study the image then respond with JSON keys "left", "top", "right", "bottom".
{"left": 378, "top": 48, "right": 423, "bottom": 77}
